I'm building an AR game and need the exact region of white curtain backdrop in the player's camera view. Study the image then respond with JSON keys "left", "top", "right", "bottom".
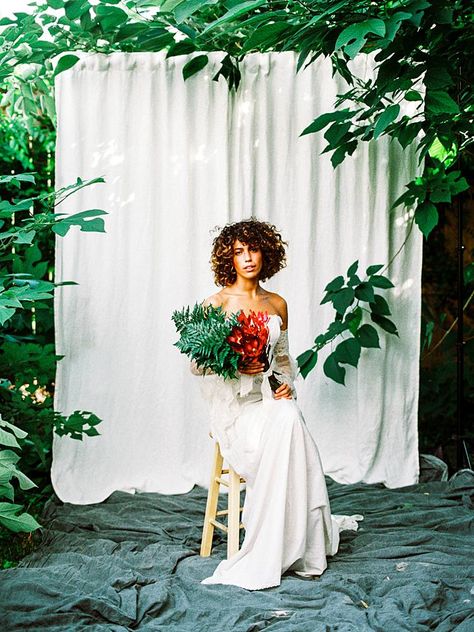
{"left": 52, "top": 51, "right": 422, "bottom": 504}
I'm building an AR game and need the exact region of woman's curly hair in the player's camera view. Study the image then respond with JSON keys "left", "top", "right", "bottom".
{"left": 210, "top": 218, "right": 287, "bottom": 287}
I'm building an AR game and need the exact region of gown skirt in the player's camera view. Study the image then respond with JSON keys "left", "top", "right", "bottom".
{"left": 200, "top": 373, "right": 362, "bottom": 591}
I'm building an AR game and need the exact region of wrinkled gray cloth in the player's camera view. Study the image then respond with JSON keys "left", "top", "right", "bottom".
{"left": 1, "top": 471, "right": 473, "bottom": 631}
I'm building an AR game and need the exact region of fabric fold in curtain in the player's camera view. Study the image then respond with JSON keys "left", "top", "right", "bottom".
{"left": 53, "top": 51, "right": 422, "bottom": 504}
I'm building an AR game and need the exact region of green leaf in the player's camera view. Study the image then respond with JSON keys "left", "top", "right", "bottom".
{"left": 52, "top": 209, "right": 107, "bottom": 236}
{"left": 77, "top": 218, "right": 105, "bottom": 232}
{"left": 175, "top": 0, "right": 213, "bottom": 22}
{"left": 405, "top": 90, "right": 423, "bottom": 102}
{"left": 0, "top": 292, "right": 22, "bottom": 309}
{"left": 354, "top": 282, "right": 375, "bottom": 302}
{"left": 373, "top": 104, "right": 400, "bottom": 139}
{"left": 242, "top": 21, "right": 289, "bottom": 52}
{"left": 327, "top": 321, "right": 348, "bottom": 337}
{"left": 0, "top": 307, "right": 15, "bottom": 326}
{"left": 52, "top": 223, "right": 70, "bottom": 237}
{"left": 369, "top": 294, "right": 391, "bottom": 316}
{"left": 166, "top": 40, "right": 197, "bottom": 58}
{"left": 425, "top": 60, "right": 454, "bottom": 90}
{"left": 297, "top": 349, "right": 318, "bottom": 379}
{"left": 335, "top": 338, "right": 361, "bottom": 368}
{"left": 405, "top": 0, "right": 430, "bottom": 26}
{"left": 14, "top": 230, "right": 36, "bottom": 245}
{"left": 356, "top": 324, "right": 380, "bottom": 348}
{"left": 183, "top": 54, "right": 209, "bottom": 80}
{"left": 13, "top": 468, "right": 37, "bottom": 491}
{"left": 201, "top": 0, "right": 266, "bottom": 35}
{"left": 135, "top": 28, "right": 174, "bottom": 49}
{"left": 448, "top": 172, "right": 469, "bottom": 196}
{"left": 300, "top": 109, "right": 353, "bottom": 136}
{"left": 95, "top": 5, "right": 128, "bottom": 30}
{"left": 0, "top": 482, "right": 14, "bottom": 501}
{"left": 346, "top": 307, "right": 362, "bottom": 335}
{"left": 370, "top": 313, "right": 399, "bottom": 336}
{"left": 54, "top": 54, "right": 80, "bottom": 77}
{"left": 330, "top": 140, "right": 357, "bottom": 167}
{"left": 324, "top": 275, "right": 344, "bottom": 292}
{"left": 415, "top": 201, "right": 439, "bottom": 238}
{"left": 0, "top": 173, "right": 36, "bottom": 186}
{"left": 1, "top": 418, "right": 28, "bottom": 440}
{"left": 323, "top": 353, "right": 345, "bottom": 385}
{"left": 160, "top": 0, "right": 183, "bottom": 11}
{"left": 346, "top": 260, "right": 358, "bottom": 277}
{"left": 335, "top": 19, "right": 386, "bottom": 58}
{"left": 115, "top": 23, "right": 149, "bottom": 42}
{"left": 64, "top": 0, "right": 88, "bottom": 20}
{"left": 369, "top": 275, "right": 394, "bottom": 289}
{"left": 397, "top": 122, "right": 423, "bottom": 149}
{"left": 0, "top": 502, "right": 41, "bottom": 533}
{"left": 464, "top": 263, "right": 474, "bottom": 285}
{"left": 347, "top": 274, "right": 362, "bottom": 287}
{"left": 426, "top": 90, "right": 459, "bottom": 115}
{"left": 384, "top": 11, "right": 412, "bottom": 41}
{"left": 366, "top": 264, "right": 384, "bottom": 275}
{"left": 333, "top": 287, "right": 355, "bottom": 315}
{"left": 0, "top": 428, "right": 20, "bottom": 449}
{"left": 324, "top": 122, "right": 351, "bottom": 147}
{"left": 428, "top": 137, "right": 457, "bottom": 166}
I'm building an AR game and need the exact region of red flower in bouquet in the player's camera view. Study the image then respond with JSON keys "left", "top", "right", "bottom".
{"left": 227, "top": 311, "right": 269, "bottom": 360}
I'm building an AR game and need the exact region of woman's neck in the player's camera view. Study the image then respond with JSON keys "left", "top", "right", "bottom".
{"left": 225, "top": 278, "right": 263, "bottom": 298}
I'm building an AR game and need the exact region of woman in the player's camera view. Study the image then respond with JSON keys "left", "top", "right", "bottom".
{"left": 193, "top": 218, "right": 362, "bottom": 591}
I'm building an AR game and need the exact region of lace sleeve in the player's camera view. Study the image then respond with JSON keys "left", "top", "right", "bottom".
{"left": 271, "top": 329, "right": 298, "bottom": 398}
{"left": 190, "top": 359, "right": 216, "bottom": 377}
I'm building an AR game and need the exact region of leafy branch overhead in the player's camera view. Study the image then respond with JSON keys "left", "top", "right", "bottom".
{"left": 297, "top": 261, "right": 398, "bottom": 385}
{"left": 2, "top": 0, "right": 470, "bottom": 239}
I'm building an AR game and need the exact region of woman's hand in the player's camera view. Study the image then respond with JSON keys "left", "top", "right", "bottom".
{"left": 273, "top": 382, "right": 292, "bottom": 400}
{"left": 238, "top": 357, "right": 265, "bottom": 375}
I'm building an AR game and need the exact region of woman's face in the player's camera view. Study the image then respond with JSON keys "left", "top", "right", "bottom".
{"left": 232, "top": 239, "right": 263, "bottom": 280}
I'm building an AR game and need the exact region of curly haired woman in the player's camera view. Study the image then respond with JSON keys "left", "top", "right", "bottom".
{"left": 193, "top": 218, "right": 362, "bottom": 591}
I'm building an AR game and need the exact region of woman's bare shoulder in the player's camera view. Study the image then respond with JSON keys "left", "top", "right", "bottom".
{"left": 266, "top": 292, "right": 288, "bottom": 328}
{"left": 202, "top": 291, "right": 225, "bottom": 308}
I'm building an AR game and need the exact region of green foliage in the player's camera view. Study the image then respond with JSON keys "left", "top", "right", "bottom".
{"left": 182, "top": 53, "right": 208, "bottom": 80}
{"left": 297, "top": 260, "right": 398, "bottom": 384}
{"left": 0, "top": 173, "right": 107, "bottom": 327}
{"left": 0, "top": 415, "right": 41, "bottom": 533}
{"left": 172, "top": 303, "right": 240, "bottom": 379}
{"left": 0, "top": 0, "right": 468, "bottom": 239}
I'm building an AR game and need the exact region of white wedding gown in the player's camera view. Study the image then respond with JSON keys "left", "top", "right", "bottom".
{"left": 193, "top": 314, "right": 363, "bottom": 591}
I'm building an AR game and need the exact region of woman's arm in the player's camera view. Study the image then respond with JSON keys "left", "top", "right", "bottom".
{"left": 271, "top": 295, "right": 296, "bottom": 400}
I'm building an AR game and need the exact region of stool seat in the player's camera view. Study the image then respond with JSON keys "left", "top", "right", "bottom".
{"left": 200, "top": 436, "right": 246, "bottom": 559}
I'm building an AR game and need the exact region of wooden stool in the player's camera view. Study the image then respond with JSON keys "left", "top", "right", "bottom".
{"left": 200, "top": 438, "right": 246, "bottom": 559}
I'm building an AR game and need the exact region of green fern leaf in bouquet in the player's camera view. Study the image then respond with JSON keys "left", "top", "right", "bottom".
{"left": 172, "top": 303, "right": 240, "bottom": 380}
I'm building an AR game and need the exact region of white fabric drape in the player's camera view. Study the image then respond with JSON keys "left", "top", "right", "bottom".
{"left": 52, "top": 52, "right": 422, "bottom": 504}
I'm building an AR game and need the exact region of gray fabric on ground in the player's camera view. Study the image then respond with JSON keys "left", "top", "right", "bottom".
{"left": 1, "top": 471, "right": 473, "bottom": 632}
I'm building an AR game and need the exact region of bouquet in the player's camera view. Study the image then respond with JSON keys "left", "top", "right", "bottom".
{"left": 172, "top": 304, "right": 280, "bottom": 390}
{"left": 228, "top": 311, "right": 281, "bottom": 392}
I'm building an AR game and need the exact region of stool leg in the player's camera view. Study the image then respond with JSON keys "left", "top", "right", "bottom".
{"left": 200, "top": 442, "right": 223, "bottom": 557}
{"left": 227, "top": 466, "right": 241, "bottom": 559}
